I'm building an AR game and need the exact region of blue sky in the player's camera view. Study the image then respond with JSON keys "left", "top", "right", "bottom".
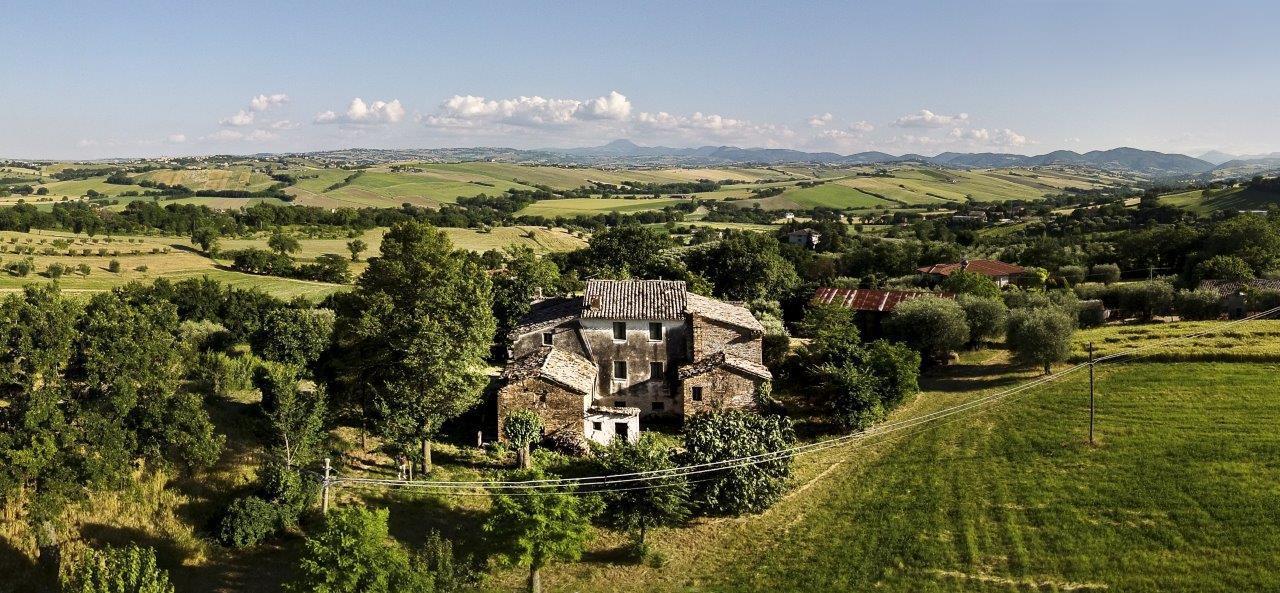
{"left": 2, "top": 0, "right": 1278, "bottom": 159}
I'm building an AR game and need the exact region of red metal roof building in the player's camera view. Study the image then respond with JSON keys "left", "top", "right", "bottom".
{"left": 811, "top": 287, "right": 952, "bottom": 338}
{"left": 917, "top": 259, "right": 1026, "bottom": 286}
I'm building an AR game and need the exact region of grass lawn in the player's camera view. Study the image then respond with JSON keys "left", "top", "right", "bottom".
{"left": 516, "top": 197, "right": 688, "bottom": 217}
{"left": 528, "top": 358, "right": 1280, "bottom": 592}
{"left": 1159, "top": 187, "right": 1279, "bottom": 214}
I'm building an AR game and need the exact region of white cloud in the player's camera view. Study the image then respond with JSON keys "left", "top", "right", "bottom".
{"left": 892, "top": 109, "right": 969, "bottom": 128}
{"left": 580, "top": 91, "right": 632, "bottom": 120}
{"left": 270, "top": 120, "right": 300, "bottom": 130}
{"left": 808, "top": 113, "right": 833, "bottom": 127}
{"left": 220, "top": 110, "right": 255, "bottom": 127}
{"left": 950, "top": 127, "right": 1029, "bottom": 147}
{"left": 315, "top": 98, "right": 406, "bottom": 124}
{"left": 246, "top": 129, "right": 278, "bottom": 142}
{"left": 249, "top": 93, "right": 289, "bottom": 111}
{"left": 850, "top": 120, "right": 875, "bottom": 133}
{"left": 167, "top": 133, "right": 186, "bottom": 143}
{"left": 425, "top": 94, "right": 582, "bottom": 127}
{"left": 77, "top": 138, "right": 97, "bottom": 147}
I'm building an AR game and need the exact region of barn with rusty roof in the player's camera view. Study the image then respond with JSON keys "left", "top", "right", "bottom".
{"left": 811, "top": 287, "right": 952, "bottom": 337}
{"left": 499, "top": 279, "right": 770, "bottom": 447}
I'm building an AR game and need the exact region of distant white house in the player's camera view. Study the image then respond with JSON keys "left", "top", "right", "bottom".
{"left": 786, "top": 228, "right": 821, "bottom": 249}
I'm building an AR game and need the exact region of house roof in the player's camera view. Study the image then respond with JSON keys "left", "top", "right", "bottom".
{"left": 787, "top": 228, "right": 821, "bottom": 237}
{"left": 1198, "top": 278, "right": 1280, "bottom": 295}
{"left": 678, "top": 351, "right": 772, "bottom": 381}
{"left": 686, "top": 292, "right": 764, "bottom": 333}
{"left": 811, "top": 287, "right": 945, "bottom": 313}
{"left": 507, "top": 296, "right": 583, "bottom": 340}
{"left": 582, "top": 279, "right": 687, "bottom": 320}
{"left": 917, "top": 259, "right": 1025, "bottom": 278}
{"left": 501, "top": 346, "right": 597, "bottom": 395}
{"left": 587, "top": 406, "right": 641, "bottom": 418}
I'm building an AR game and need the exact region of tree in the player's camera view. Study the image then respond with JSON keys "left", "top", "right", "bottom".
{"left": 491, "top": 246, "right": 561, "bottom": 338}
{"left": 192, "top": 226, "right": 220, "bottom": 255}
{"left": 582, "top": 224, "right": 674, "bottom": 278}
{"left": 485, "top": 470, "right": 599, "bottom": 593}
{"left": 1175, "top": 288, "right": 1223, "bottom": 320}
{"left": 268, "top": 230, "right": 301, "bottom": 257}
{"left": 1118, "top": 280, "right": 1174, "bottom": 321}
{"left": 816, "top": 361, "right": 882, "bottom": 430}
{"left": 1090, "top": 263, "right": 1121, "bottom": 285}
{"left": 253, "top": 307, "right": 335, "bottom": 370}
{"left": 254, "top": 362, "right": 326, "bottom": 468}
{"left": 287, "top": 507, "right": 432, "bottom": 593}
{"left": 796, "top": 304, "right": 860, "bottom": 367}
{"left": 1196, "top": 255, "right": 1254, "bottom": 282}
{"left": 1058, "top": 265, "right": 1087, "bottom": 286}
{"left": 686, "top": 231, "right": 800, "bottom": 301}
{"left": 956, "top": 294, "right": 1007, "bottom": 349}
{"left": 502, "top": 410, "right": 542, "bottom": 469}
{"left": 330, "top": 222, "right": 496, "bottom": 473}
{"left": 860, "top": 339, "right": 920, "bottom": 410}
{"left": 884, "top": 295, "right": 969, "bottom": 364}
{"left": 593, "top": 434, "right": 690, "bottom": 548}
{"left": 682, "top": 410, "right": 795, "bottom": 516}
{"left": 64, "top": 545, "right": 174, "bottom": 593}
{"left": 76, "top": 263, "right": 91, "bottom": 277}
{"left": 347, "top": 238, "right": 368, "bottom": 262}
{"left": 1006, "top": 307, "right": 1075, "bottom": 374}
{"left": 939, "top": 270, "right": 1001, "bottom": 298}
{"left": 1202, "top": 214, "right": 1280, "bottom": 274}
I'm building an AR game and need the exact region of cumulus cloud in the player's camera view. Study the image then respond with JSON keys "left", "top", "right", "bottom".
{"left": 892, "top": 109, "right": 969, "bottom": 128}
{"left": 246, "top": 129, "right": 278, "bottom": 142}
{"left": 807, "top": 113, "right": 833, "bottom": 127}
{"left": 220, "top": 110, "right": 255, "bottom": 127}
{"left": 580, "top": 91, "right": 632, "bottom": 120}
{"left": 950, "top": 127, "right": 1029, "bottom": 147}
{"left": 850, "top": 120, "right": 875, "bottom": 133}
{"left": 315, "top": 98, "right": 406, "bottom": 124}
{"left": 249, "top": 93, "right": 289, "bottom": 111}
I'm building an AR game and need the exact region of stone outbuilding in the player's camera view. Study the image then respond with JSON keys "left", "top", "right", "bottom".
{"left": 498, "top": 279, "right": 770, "bottom": 446}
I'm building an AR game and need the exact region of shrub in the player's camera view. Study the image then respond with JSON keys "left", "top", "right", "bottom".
{"left": 1175, "top": 289, "right": 1223, "bottom": 321}
{"left": 107, "top": 259, "right": 121, "bottom": 273}
{"left": 1249, "top": 288, "right": 1280, "bottom": 312}
{"left": 1077, "top": 300, "right": 1107, "bottom": 328}
{"left": 46, "top": 263, "right": 64, "bottom": 279}
{"left": 884, "top": 295, "right": 969, "bottom": 364}
{"left": 940, "top": 269, "right": 1001, "bottom": 298}
{"left": 682, "top": 410, "right": 794, "bottom": 516}
{"left": 1073, "top": 282, "right": 1108, "bottom": 301}
{"left": 817, "top": 361, "right": 883, "bottom": 430}
{"left": 1117, "top": 281, "right": 1174, "bottom": 321}
{"left": 1058, "top": 265, "right": 1087, "bottom": 286}
{"left": 259, "top": 461, "right": 317, "bottom": 530}
{"left": 218, "top": 495, "right": 278, "bottom": 548}
{"left": 63, "top": 544, "right": 174, "bottom": 593}
{"left": 957, "top": 294, "right": 1007, "bottom": 348}
{"left": 287, "top": 507, "right": 432, "bottom": 593}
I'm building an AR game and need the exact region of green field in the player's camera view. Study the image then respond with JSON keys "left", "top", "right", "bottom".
{"left": 516, "top": 197, "right": 689, "bottom": 217}
{"left": 1159, "top": 186, "right": 1280, "bottom": 213}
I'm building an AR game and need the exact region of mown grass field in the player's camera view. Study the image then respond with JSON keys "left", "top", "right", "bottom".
{"left": 1158, "top": 186, "right": 1279, "bottom": 213}
{"left": 1068, "top": 319, "right": 1280, "bottom": 362}
{"left": 516, "top": 197, "right": 689, "bottom": 217}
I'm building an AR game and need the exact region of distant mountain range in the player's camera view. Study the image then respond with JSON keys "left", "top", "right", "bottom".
{"left": 292, "top": 140, "right": 1280, "bottom": 178}
{"left": 1198, "top": 150, "right": 1280, "bottom": 166}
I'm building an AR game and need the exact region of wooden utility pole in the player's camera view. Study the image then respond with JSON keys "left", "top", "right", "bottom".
{"left": 322, "top": 457, "right": 332, "bottom": 514}
{"left": 1088, "top": 342, "right": 1096, "bottom": 446}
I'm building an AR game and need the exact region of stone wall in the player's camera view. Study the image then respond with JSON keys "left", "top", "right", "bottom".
{"left": 511, "top": 321, "right": 589, "bottom": 360}
{"left": 679, "top": 367, "right": 761, "bottom": 416}
{"left": 496, "top": 377, "right": 589, "bottom": 441}
{"left": 579, "top": 318, "right": 686, "bottom": 416}
{"left": 690, "top": 315, "right": 762, "bottom": 362}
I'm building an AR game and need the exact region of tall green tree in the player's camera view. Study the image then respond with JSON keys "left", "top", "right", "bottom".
{"left": 346, "top": 238, "right": 368, "bottom": 262}
{"left": 682, "top": 411, "right": 795, "bottom": 516}
{"left": 491, "top": 245, "right": 561, "bottom": 338}
{"left": 255, "top": 362, "right": 326, "bottom": 467}
{"left": 267, "top": 229, "right": 301, "bottom": 257}
{"left": 330, "top": 222, "right": 495, "bottom": 473}
{"left": 485, "top": 470, "right": 599, "bottom": 593}
{"left": 593, "top": 434, "right": 690, "bottom": 547}
{"left": 287, "top": 507, "right": 432, "bottom": 593}
{"left": 252, "top": 307, "right": 335, "bottom": 370}
{"left": 686, "top": 231, "right": 800, "bottom": 301}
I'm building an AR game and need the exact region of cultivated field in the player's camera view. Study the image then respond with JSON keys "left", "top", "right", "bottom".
{"left": 1158, "top": 186, "right": 1279, "bottom": 213}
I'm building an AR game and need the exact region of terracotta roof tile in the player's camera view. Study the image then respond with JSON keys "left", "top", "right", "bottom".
{"left": 917, "top": 259, "right": 1025, "bottom": 277}
{"left": 582, "top": 279, "right": 687, "bottom": 320}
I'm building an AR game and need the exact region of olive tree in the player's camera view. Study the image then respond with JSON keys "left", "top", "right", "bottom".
{"left": 956, "top": 294, "right": 1007, "bottom": 349}
{"left": 884, "top": 295, "right": 969, "bottom": 364}
{"left": 1006, "top": 307, "right": 1076, "bottom": 374}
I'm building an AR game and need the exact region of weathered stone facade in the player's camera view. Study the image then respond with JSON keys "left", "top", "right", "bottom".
{"left": 499, "top": 280, "right": 771, "bottom": 446}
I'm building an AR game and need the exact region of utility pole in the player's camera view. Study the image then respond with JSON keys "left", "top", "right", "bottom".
{"left": 1088, "top": 342, "right": 1096, "bottom": 446}
{"left": 322, "top": 457, "right": 332, "bottom": 514}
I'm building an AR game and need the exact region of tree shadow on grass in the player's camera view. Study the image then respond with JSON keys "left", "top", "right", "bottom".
{"left": 170, "top": 392, "right": 267, "bottom": 537}
{"left": 367, "top": 492, "right": 499, "bottom": 565}
{"left": 920, "top": 360, "right": 1031, "bottom": 393}
{"left": 0, "top": 537, "right": 46, "bottom": 593}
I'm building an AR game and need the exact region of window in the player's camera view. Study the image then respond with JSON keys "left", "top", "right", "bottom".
{"left": 613, "top": 360, "right": 627, "bottom": 381}
{"left": 692, "top": 386, "right": 703, "bottom": 401}
{"left": 612, "top": 321, "right": 627, "bottom": 341}
{"left": 541, "top": 331, "right": 553, "bottom": 346}
{"left": 614, "top": 400, "right": 626, "bottom": 407}
{"left": 615, "top": 422, "right": 629, "bottom": 439}
{"left": 591, "top": 421, "right": 602, "bottom": 431}
{"left": 652, "top": 401, "right": 665, "bottom": 412}
{"left": 648, "top": 322, "right": 663, "bottom": 341}
{"left": 649, "top": 361, "right": 663, "bottom": 380}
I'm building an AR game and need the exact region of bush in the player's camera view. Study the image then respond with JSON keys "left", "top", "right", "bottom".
{"left": 218, "top": 495, "right": 279, "bottom": 548}
{"left": 1175, "top": 289, "right": 1223, "bottom": 321}
{"left": 884, "top": 295, "right": 969, "bottom": 364}
{"left": 1117, "top": 281, "right": 1174, "bottom": 321}
{"left": 1077, "top": 300, "right": 1107, "bottom": 328}
{"left": 682, "top": 411, "right": 795, "bottom": 516}
{"left": 46, "top": 263, "right": 64, "bottom": 279}
{"left": 287, "top": 507, "right": 432, "bottom": 593}
{"left": 63, "top": 544, "right": 174, "bottom": 593}
{"left": 957, "top": 294, "right": 1007, "bottom": 348}
{"left": 1073, "top": 282, "right": 1108, "bottom": 302}
{"left": 1090, "top": 263, "right": 1121, "bottom": 285}
{"left": 939, "top": 270, "right": 1001, "bottom": 298}
{"left": 1058, "top": 265, "right": 1087, "bottom": 286}
{"left": 1248, "top": 288, "right": 1280, "bottom": 312}
{"left": 194, "top": 351, "right": 259, "bottom": 396}
{"left": 259, "top": 461, "right": 317, "bottom": 530}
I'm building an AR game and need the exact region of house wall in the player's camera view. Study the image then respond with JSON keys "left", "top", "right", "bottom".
{"left": 679, "top": 367, "right": 761, "bottom": 416}
{"left": 583, "top": 411, "right": 640, "bottom": 445}
{"left": 690, "top": 315, "right": 761, "bottom": 362}
{"left": 511, "top": 321, "right": 589, "bottom": 360}
{"left": 579, "top": 318, "right": 686, "bottom": 416}
{"left": 496, "top": 377, "right": 589, "bottom": 441}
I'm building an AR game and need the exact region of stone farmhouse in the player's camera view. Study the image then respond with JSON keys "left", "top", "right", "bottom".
{"left": 498, "top": 279, "right": 770, "bottom": 446}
